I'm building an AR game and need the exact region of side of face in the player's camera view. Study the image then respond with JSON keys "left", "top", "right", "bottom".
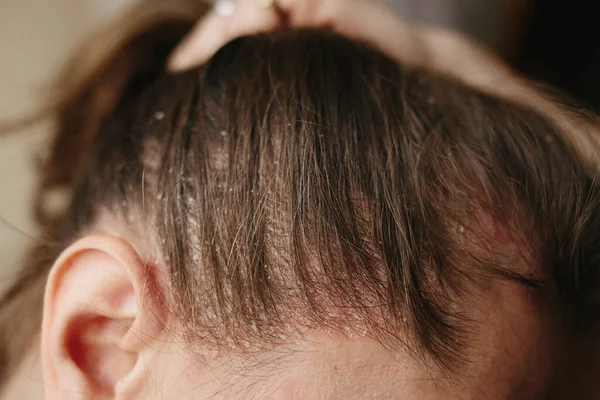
{"left": 40, "top": 233, "right": 568, "bottom": 400}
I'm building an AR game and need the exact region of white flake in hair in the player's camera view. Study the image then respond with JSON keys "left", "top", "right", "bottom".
{"left": 250, "top": 321, "right": 258, "bottom": 333}
{"left": 154, "top": 111, "right": 165, "bottom": 120}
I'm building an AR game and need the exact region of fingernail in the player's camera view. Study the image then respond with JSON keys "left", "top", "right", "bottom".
{"left": 214, "top": 0, "right": 235, "bottom": 16}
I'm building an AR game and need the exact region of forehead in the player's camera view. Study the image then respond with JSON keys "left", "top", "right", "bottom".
{"left": 148, "top": 274, "right": 560, "bottom": 399}
{"left": 94, "top": 208, "right": 563, "bottom": 399}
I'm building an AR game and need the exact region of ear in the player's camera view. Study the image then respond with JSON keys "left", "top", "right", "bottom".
{"left": 41, "top": 235, "right": 166, "bottom": 399}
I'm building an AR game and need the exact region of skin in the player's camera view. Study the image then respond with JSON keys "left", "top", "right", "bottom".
{"left": 168, "top": 0, "right": 516, "bottom": 89}
{"left": 3, "top": 222, "right": 566, "bottom": 399}
{"left": 2, "top": 0, "right": 599, "bottom": 398}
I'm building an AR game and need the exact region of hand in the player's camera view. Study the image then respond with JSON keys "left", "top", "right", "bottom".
{"left": 167, "top": 0, "right": 430, "bottom": 72}
{"left": 167, "top": 0, "right": 513, "bottom": 95}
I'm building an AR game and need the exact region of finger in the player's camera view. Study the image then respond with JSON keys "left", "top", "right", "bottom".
{"left": 168, "top": 0, "right": 280, "bottom": 72}
{"left": 273, "top": 0, "right": 429, "bottom": 68}
{"left": 169, "top": 0, "right": 428, "bottom": 73}
{"left": 325, "top": 0, "right": 429, "bottom": 68}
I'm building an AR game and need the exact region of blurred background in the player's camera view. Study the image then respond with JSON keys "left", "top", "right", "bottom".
{"left": 1, "top": 0, "right": 599, "bottom": 295}
{"left": 0, "top": 0, "right": 130, "bottom": 294}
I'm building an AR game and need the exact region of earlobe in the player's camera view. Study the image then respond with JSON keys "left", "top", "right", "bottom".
{"left": 41, "top": 235, "right": 165, "bottom": 399}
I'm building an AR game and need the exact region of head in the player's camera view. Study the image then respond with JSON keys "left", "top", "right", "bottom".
{"left": 1, "top": 0, "right": 600, "bottom": 399}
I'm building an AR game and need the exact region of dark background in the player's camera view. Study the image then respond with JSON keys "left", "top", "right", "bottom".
{"left": 518, "top": 0, "right": 600, "bottom": 112}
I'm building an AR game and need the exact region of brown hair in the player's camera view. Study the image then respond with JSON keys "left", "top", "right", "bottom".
{"left": 2, "top": 0, "right": 600, "bottom": 387}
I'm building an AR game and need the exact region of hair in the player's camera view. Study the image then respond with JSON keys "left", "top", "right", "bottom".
{"left": 2, "top": 0, "right": 600, "bottom": 388}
